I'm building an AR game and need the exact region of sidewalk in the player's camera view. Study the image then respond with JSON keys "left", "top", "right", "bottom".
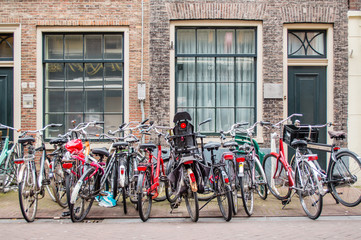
{"left": 0, "top": 189, "right": 360, "bottom": 220}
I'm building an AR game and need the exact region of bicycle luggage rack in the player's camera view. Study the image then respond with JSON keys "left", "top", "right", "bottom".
{"left": 283, "top": 124, "right": 319, "bottom": 148}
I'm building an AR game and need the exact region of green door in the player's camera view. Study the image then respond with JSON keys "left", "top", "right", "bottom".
{"left": 288, "top": 66, "right": 327, "bottom": 169}
{"left": 0, "top": 68, "right": 13, "bottom": 142}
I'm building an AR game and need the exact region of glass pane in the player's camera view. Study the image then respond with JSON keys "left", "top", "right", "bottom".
{"left": 216, "top": 108, "right": 234, "bottom": 132}
{"left": 217, "top": 29, "right": 235, "bottom": 54}
{"left": 288, "top": 32, "right": 305, "bottom": 56}
{"left": 104, "top": 35, "right": 123, "bottom": 59}
{"left": 236, "top": 29, "right": 255, "bottom": 54}
{"left": 0, "top": 35, "right": 13, "bottom": 59}
{"left": 197, "top": 108, "right": 215, "bottom": 132}
{"left": 66, "top": 63, "right": 83, "bottom": 87}
{"left": 177, "top": 83, "right": 195, "bottom": 107}
{"left": 65, "top": 114, "right": 83, "bottom": 131}
{"left": 85, "top": 63, "right": 103, "bottom": 88}
{"left": 45, "top": 89, "right": 64, "bottom": 112}
{"left": 105, "top": 114, "right": 122, "bottom": 133}
{"left": 85, "top": 114, "right": 103, "bottom": 136}
{"left": 197, "top": 29, "right": 215, "bottom": 54}
{"left": 217, "top": 83, "right": 234, "bottom": 107}
{"left": 177, "top": 29, "right": 196, "bottom": 54}
{"left": 85, "top": 35, "right": 102, "bottom": 59}
{"left": 66, "top": 90, "right": 83, "bottom": 112}
{"left": 45, "top": 35, "right": 63, "bottom": 60}
{"left": 197, "top": 83, "right": 215, "bottom": 107}
{"left": 105, "top": 90, "right": 123, "bottom": 113}
{"left": 45, "top": 63, "right": 64, "bottom": 87}
{"left": 45, "top": 114, "right": 64, "bottom": 138}
{"left": 104, "top": 63, "right": 122, "bottom": 87}
{"left": 236, "top": 58, "right": 255, "bottom": 82}
{"left": 236, "top": 83, "right": 255, "bottom": 107}
{"left": 177, "top": 57, "right": 195, "bottom": 82}
{"left": 217, "top": 58, "right": 234, "bottom": 82}
{"left": 236, "top": 108, "right": 255, "bottom": 125}
{"left": 306, "top": 32, "right": 325, "bottom": 56}
{"left": 197, "top": 57, "right": 215, "bottom": 82}
{"left": 85, "top": 89, "right": 103, "bottom": 113}
{"left": 65, "top": 35, "right": 83, "bottom": 59}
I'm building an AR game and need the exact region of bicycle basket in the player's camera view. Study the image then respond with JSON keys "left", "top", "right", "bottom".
{"left": 283, "top": 124, "right": 319, "bottom": 145}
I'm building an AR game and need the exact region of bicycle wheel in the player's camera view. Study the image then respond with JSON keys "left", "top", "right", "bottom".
{"left": 240, "top": 161, "right": 254, "bottom": 216}
{"left": 2, "top": 151, "right": 18, "bottom": 189}
{"left": 51, "top": 158, "right": 67, "bottom": 208}
{"left": 18, "top": 163, "right": 38, "bottom": 222}
{"left": 329, "top": 150, "right": 361, "bottom": 207}
{"left": 137, "top": 169, "right": 152, "bottom": 222}
{"left": 295, "top": 160, "right": 323, "bottom": 220}
{"left": 255, "top": 156, "right": 267, "bottom": 200}
{"left": 165, "top": 158, "right": 177, "bottom": 203}
{"left": 263, "top": 153, "right": 291, "bottom": 200}
{"left": 44, "top": 159, "right": 57, "bottom": 202}
{"left": 215, "top": 168, "right": 232, "bottom": 221}
{"left": 184, "top": 190, "right": 199, "bottom": 222}
{"left": 226, "top": 160, "right": 238, "bottom": 215}
{"left": 69, "top": 168, "right": 98, "bottom": 222}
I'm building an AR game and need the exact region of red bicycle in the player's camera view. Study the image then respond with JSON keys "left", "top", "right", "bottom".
{"left": 137, "top": 124, "right": 171, "bottom": 222}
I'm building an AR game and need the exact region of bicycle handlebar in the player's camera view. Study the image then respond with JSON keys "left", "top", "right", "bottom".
{"left": 272, "top": 113, "right": 303, "bottom": 128}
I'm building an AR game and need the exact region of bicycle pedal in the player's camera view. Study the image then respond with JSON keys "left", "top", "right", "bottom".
{"left": 42, "top": 179, "right": 51, "bottom": 185}
{"left": 62, "top": 211, "right": 70, "bottom": 217}
{"left": 281, "top": 199, "right": 290, "bottom": 206}
{"left": 159, "top": 175, "right": 168, "bottom": 182}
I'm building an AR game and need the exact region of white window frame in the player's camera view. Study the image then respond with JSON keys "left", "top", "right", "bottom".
{"left": 37, "top": 26, "right": 129, "bottom": 145}
{"left": 170, "top": 20, "right": 264, "bottom": 142}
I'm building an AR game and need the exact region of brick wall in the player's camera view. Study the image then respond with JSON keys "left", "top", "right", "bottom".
{"left": 349, "top": 0, "right": 361, "bottom": 10}
{"left": 0, "top": 0, "right": 150, "bottom": 130}
{"left": 149, "top": 0, "right": 349, "bottom": 147}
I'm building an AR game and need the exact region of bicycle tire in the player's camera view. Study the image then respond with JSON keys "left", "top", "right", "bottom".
{"left": 255, "top": 156, "right": 268, "bottom": 200}
{"left": 329, "top": 150, "right": 361, "bottom": 207}
{"left": 295, "top": 159, "right": 323, "bottom": 220}
{"left": 137, "top": 170, "right": 152, "bottom": 222}
{"left": 111, "top": 161, "right": 118, "bottom": 199}
{"left": 50, "top": 157, "right": 67, "bottom": 208}
{"left": 165, "top": 158, "right": 177, "bottom": 203}
{"left": 44, "top": 159, "right": 57, "bottom": 202}
{"left": 154, "top": 180, "right": 167, "bottom": 202}
{"left": 184, "top": 190, "right": 199, "bottom": 222}
{"left": 18, "top": 163, "right": 38, "bottom": 222}
{"left": 215, "top": 168, "right": 232, "bottom": 221}
{"left": 69, "top": 168, "right": 98, "bottom": 222}
{"left": 262, "top": 153, "right": 291, "bottom": 200}
{"left": 226, "top": 160, "right": 238, "bottom": 215}
{"left": 240, "top": 160, "right": 254, "bottom": 216}
{"left": 2, "top": 151, "right": 18, "bottom": 189}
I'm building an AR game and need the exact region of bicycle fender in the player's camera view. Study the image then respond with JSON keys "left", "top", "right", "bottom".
{"left": 17, "top": 164, "right": 27, "bottom": 183}
{"left": 137, "top": 172, "right": 144, "bottom": 194}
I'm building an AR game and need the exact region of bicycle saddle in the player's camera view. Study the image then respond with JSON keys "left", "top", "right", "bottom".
{"left": 92, "top": 147, "right": 110, "bottom": 157}
{"left": 223, "top": 141, "right": 238, "bottom": 148}
{"left": 290, "top": 139, "right": 308, "bottom": 148}
{"left": 328, "top": 131, "right": 346, "bottom": 140}
{"left": 49, "top": 138, "right": 67, "bottom": 145}
{"left": 204, "top": 142, "right": 221, "bottom": 151}
{"left": 139, "top": 143, "right": 157, "bottom": 151}
{"left": 18, "top": 137, "right": 35, "bottom": 145}
{"left": 113, "top": 141, "right": 129, "bottom": 148}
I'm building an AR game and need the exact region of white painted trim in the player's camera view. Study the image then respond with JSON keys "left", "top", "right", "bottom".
{"left": 283, "top": 24, "right": 334, "bottom": 146}
{"left": 36, "top": 26, "right": 130, "bottom": 133}
{"left": 348, "top": 11, "right": 361, "bottom": 17}
{"left": 0, "top": 24, "right": 21, "bottom": 140}
{"left": 169, "top": 20, "right": 264, "bottom": 142}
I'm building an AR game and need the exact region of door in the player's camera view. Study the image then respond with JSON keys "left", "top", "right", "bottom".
{"left": 288, "top": 66, "right": 327, "bottom": 169}
{"left": 0, "top": 68, "right": 13, "bottom": 142}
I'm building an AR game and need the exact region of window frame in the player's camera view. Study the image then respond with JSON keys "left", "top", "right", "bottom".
{"left": 174, "top": 26, "right": 257, "bottom": 134}
{"left": 42, "top": 32, "right": 125, "bottom": 140}
{"left": 0, "top": 33, "right": 14, "bottom": 61}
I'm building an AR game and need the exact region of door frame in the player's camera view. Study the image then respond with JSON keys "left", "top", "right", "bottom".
{"left": 0, "top": 24, "right": 21, "bottom": 140}
{"left": 283, "top": 24, "right": 334, "bottom": 146}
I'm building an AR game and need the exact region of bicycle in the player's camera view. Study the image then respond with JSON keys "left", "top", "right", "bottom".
{"left": 0, "top": 124, "right": 21, "bottom": 191}
{"left": 263, "top": 114, "right": 324, "bottom": 219}
{"left": 16, "top": 123, "right": 62, "bottom": 222}
{"left": 292, "top": 122, "right": 361, "bottom": 207}
{"left": 136, "top": 124, "right": 171, "bottom": 221}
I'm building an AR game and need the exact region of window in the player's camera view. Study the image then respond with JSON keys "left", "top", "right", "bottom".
{"left": 175, "top": 27, "right": 256, "bottom": 133}
{"left": 43, "top": 33, "right": 124, "bottom": 138}
{"left": 288, "top": 30, "right": 326, "bottom": 58}
{"left": 0, "top": 34, "right": 13, "bottom": 60}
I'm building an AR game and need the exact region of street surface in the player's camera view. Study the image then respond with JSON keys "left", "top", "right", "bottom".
{"left": 0, "top": 216, "right": 361, "bottom": 239}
